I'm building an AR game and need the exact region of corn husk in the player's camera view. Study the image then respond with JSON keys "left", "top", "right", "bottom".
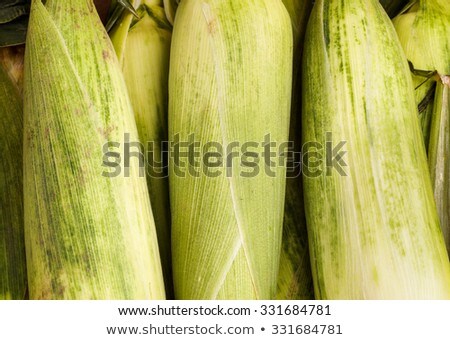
{"left": 0, "top": 65, "right": 26, "bottom": 300}
{"left": 163, "top": 0, "right": 178, "bottom": 25}
{"left": 277, "top": 178, "right": 314, "bottom": 299}
{"left": 24, "top": 0, "right": 165, "bottom": 299}
{"left": 393, "top": 1, "right": 448, "bottom": 75}
{"left": 110, "top": 0, "right": 173, "bottom": 297}
{"left": 393, "top": 1, "right": 449, "bottom": 147}
{"left": 169, "top": 0, "right": 292, "bottom": 299}
{"left": 276, "top": 0, "right": 314, "bottom": 300}
{"left": 302, "top": 0, "right": 450, "bottom": 299}
{"left": 393, "top": 0, "right": 450, "bottom": 255}
{"left": 0, "top": 0, "right": 29, "bottom": 47}
{"left": 428, "top": 80, "right": 450, "bottom": 256}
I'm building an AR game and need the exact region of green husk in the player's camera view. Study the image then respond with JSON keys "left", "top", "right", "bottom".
{"left": 0, "top": 1, "right": 29, "bottom": 24}
{"left": 282, "top": 0, "right": 312, "bottom": 50}
{"left": 277, "top": 0, "right": 314, "bottom": 300}
{"left": 169, "top": 0, "right": 292, "bottom": 299}
{"left": 393, "top": 0, "right": 450, "bottom": 255}
{"left": 0, "top": 1, "right": 29, "bottom": 47}
{"left": 0, "top": 65, "right": 26, "bottom": 300}
{"left": 303, "top": 0, "right": 450, "bottom": 299}
{"left": 24, "top": 0, "right": 165, "bottom": 299}
{"left": 110, "top": 0, "right": 173, "bottom": 297}
{"left": 277, "top": 178, "right": 314, "bottom": 299}
{"left": 393, "top": 0, "right": 448, "bottom": 75}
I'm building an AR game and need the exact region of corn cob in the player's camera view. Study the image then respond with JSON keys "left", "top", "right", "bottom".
{"left": 110, "top": 0, "right": 173, "bottom": 297}
{"left": 277, "top": 0, "right": 314, "bottom": 300}
{"left": 302, "top": 0, "right": 450, "bottom": 299}
{"left": 0, "top": 65, "right": 26, "bottom": 300}
{"left": 393, "top": 0, "right": 450, "bottom": 255}
{"left": 169, "top": 0, "right": 292, "bottom": 299}
{"left": 24, "top": 0, "right": 165, "bottom": 299}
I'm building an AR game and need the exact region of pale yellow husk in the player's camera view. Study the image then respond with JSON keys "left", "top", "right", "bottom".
{"left": 169, "top": 0, "right": 293, "bottom": 299}
{"left": 393, "top": 0, "right": 450, "bottom": 255}
{"left": 110, "top": 0, "right": 173, "bottom": 297}
{"left": 303, "top": 0, "right": 450, "bottom": 299}
{"left": 24, "top": 0, "right": 165, "bottom": 299}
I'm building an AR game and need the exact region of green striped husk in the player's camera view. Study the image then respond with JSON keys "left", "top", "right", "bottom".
{"left": 24, "top": 0, "right": 165, "bottom": 299}
{"left": 393, "top": 0, "right": 450, "bottom": 256}
{"left": 110, "top": 0, "right": 173, "bottom": 298}
{"left": 302, "top": 0, "right": 450, "bottom": 299}
{"left": 169, "top": 0, "right": 292, "bottom": 299}
{"left": 277, "top": 0, "right": 314, "bottom": 300}
{"left": 0, "top": 65, "right": 26, "bottom": 299}
{"left": 393, "top": 0, "right": 448, "bottom": 77}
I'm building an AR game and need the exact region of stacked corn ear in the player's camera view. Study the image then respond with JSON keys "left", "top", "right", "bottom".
{"left": 24, "top": 0, "right": 165, "bottom": 299}
{"left": 282, "top": 0, "right": 313, "bottom": 135}
{"left": 0, "top": 66, "right": 26, "bottom": 299}
{"left": 302, "top": 0, "right": 450, "bottom": 299}
{"left": 379, "top": 0, "right": 411, "bottom": 17}
{"left": 110, "top": 0, "right": 173, "bottom": 297}
{"left": 428, "top": 81, "right": 450, "bottom": 257}
{"left": 0, "top": 45, "right": 25, "bottom": 95}
{"left": 277, "top": 0, "right": 314, "bottom": 300}
{"left": 393, "top": 1, "right": 435, "bottom": 148}
{"left": 277, "top": 179, "right": 314, "bottom": 299}
{"left": 393, "top": 0, "right": 450, "bottom": 256}
{"left": 169, "top": 0, "right": 292, "bottom": 299}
